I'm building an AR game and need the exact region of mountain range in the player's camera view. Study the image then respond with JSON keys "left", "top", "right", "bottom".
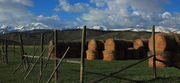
{"left": 0, "top": 22, "right": 180, "bottom": 34}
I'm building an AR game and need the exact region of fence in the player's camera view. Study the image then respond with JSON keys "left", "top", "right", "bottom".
{"left": 0, "top": 25, "right": 179, "bottom": 83}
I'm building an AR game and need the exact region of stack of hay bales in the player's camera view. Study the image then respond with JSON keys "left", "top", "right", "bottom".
{"left": 103, "top": 38, "right": 117, "bottom": 61}
{"left": 86, "top": 40, "right": 104, "bottom": 60}
{"left": 103, "top": 38, "right": 133, "bottom": 61}
{"left": 48, "top": 40, "right": 55, "bottom": 57}
{"left": 172, "top": 53, "right": 180, "bottom": 68}
{"left": 148, "top": 33, "right": 180, "bottom": 68}
{"left": 172, "top": 34, "right": 180, "bottom": 67}
{"left": 121, "top": 40, "right": 133, "bottom": 59}
{"left": 148, "top": 51, "right": 171, "bottom": 68}
{"left": 127, "top": 47, "right": 135, "bottom": 59}
{"left": 132, "top": 39, "right": 148, "bottom": 59}
{"left": 48, "top": 40, "right": 83, "bottom": 58}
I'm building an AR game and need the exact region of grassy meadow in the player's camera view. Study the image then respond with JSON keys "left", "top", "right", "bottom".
{"left": 0, "top": 46, "right": 180, "bottom": 83}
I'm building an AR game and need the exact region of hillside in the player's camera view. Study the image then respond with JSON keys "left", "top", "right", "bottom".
{"left": 0, "top": 29, "right": 152, "bottom": 45}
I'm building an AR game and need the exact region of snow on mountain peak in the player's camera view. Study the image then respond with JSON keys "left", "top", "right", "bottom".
{"left": 0, "top": 23, "right": 180, "bottom": 34}
{"left": 91, "top": 25, "right": 108, "bottom": 31}
{"left": 31, "top": 22, "right": 48, "bottom": 28}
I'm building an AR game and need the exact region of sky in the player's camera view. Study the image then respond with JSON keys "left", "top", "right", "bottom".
{"left": 0, "top": 0, "right": 180, "bottom": 29}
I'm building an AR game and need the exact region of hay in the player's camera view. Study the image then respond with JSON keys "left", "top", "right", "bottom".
{"left": 88, "top": 40, "right": 98, "bottom": 50}
{"left": 48, "top": 40, "right": 83, "bottom": 58}
{"left": 48, "top": 40, "right": 55, "bottom": 57}
{"left": 133, "top": 39, "right": 148, "bottom": 50}
{"left": 148, "top": 33, "right": 178, "bottom": 52}
{"left": 88, "top": 39, "right": 104, "bottom": 51}
{"left": 104, "top": 38, "right": 116, "bottom": 50}
{"left": 104, "top": 39, "right": 135, "bottom": 60}
{"left": 103, "top": 50, "right": 116, "bottom": 61}
{"left": 126, "top": 48, "right": 135, "bottom": 59}
{"left": 105, "top": 38, "right": 133, "bottom": 50}
{"left": 172, "top": 53, "right": 180, "bottom": 67}
{"left": 148, "top": 51, "right": 171, "bottom": 68}
{"left": 86, "top": 50, "right": 98, "bottom": 60}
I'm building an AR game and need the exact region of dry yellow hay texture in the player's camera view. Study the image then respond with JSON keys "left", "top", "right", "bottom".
{"left": 103, "top": 50, "right": 116, "bottom": 61}
{"left": 148, "top": 33, "right": 178, "bottom": 52}
{"left": 148, "top": 51, "right": 171, "bottom": 68}
{"left": 48, "top": 40, "right": 55, "bottom": 57}
{"left": 88, "top": 40, "right": 98, "bottom": 50}
{"left": 86, "top": 50, "right": 98, "bottom": 60}
{"left": 104, "top": 38, "right": 116, "bottom": 50}
{"left": 104, "top": 39, "right": 134, "bottom": 60}
{"left": 133, "top": 39, "right": 148, "bottom": 50}
{"left": 88, "top": 39, "right": 104, "bottom": 51}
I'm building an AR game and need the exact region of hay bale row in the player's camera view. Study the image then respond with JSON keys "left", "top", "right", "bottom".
{"left": 148, "top": 51, "right": 171, "bottom": 68}
{"left": 103, "top": 50, "right": 116, "bottom": 61}
{"left": 148, "top": 33, "right": 180, "bottom": 68}
{"left": 172, "top": 53, "right": 180, "bottom": 67}
{"left": 148, "top": 33, "right": 179, "bottom": 52}
{"left": 117, "top": 39, "right": 149, "bottom": 60}
{"left": 104, "top": 38, "right": 133, "bottom": 51}
{"left": 86, "top": 39, "right": 104, "bottom": 60}
{"left": 86, "top": 50, "right": 99, "bottom": 60}
{"left": 103, "top": 38, "right": 134, "bottom": 61}
{"left": 133, "top": 39, "right": 148, "bottom": 50}
{"left": 48, "top": 40, "right": 84, "bottom": 58}
{"left": 148, "top": 52, "right": 180, "bottom": 68}
{"left": 125, "top": 48, "right": 148, "bottom": 59}
{"left": 88, "top": 40, "right": 104, "bottom": 51}
{"left": 48, "top": 40, "right": 55, "bottom": 57}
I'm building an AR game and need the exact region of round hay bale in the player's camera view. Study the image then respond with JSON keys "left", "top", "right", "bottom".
{"left": 86, "top": 50, "right": 98, "bottom": 60}
{"left": 133, "top": 39, "right": 148, "bottom": 50}
{"left": 148, "top": 51, "right": 171, "bottom": 68}
{"left": 172, "top": 53, "right": 180, "bottom": 68}
{"left": 48, "top": 40, "right": 83, "bottom": 58}
{"left": 103, "top": 50, "right": 116, "bottom": 61}
{"left": 104, "top": 38, "right": 116, "bottom": 50}
{"left": 148, "top": 33, "right": 177, "bottom": 52}
{"left": 105, "top": 39, "right": 131, "bottom": 50}
{"left": 88, "top": 40, "right": 98, "bottom": 50}
{"left": 48, "top": 40, "right": 55, "bottom": 57}
{"left": 88, "top": 39, "right": 104, "bottom": 51}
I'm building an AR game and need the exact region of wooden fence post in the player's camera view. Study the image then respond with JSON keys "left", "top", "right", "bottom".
{"left": 24, "top": 49, "right": 46, "bottom": 80}
{"left": 0, "top": 41, "right": 1, "bottom": 62}
{"left": 40, "top": 33, "right": 44, "bottom": 77}
{"left": 4, "top": 38, "right": 8, "bottom": 64}
{"left": 54, "top": 30, "right": 58, "bottom": 83}
{"left": 19, "top": 33, "right": 25, "bottom": 62}
{"left": 47, "top": 47, "right": 70, "bottom": 83}
{"left": 152, "top": 25, "right": 157, "bottom": 79}
{"left": 19, "top": 33, "right": 29, "bottom": 70}
{"left": 1, "top": 40, "right": 5, "bottom": 63}
{"left": 80, "top": 26, "right": 86, "bottom": 83}
{"left": 13, "top": 42, "right": 15, "bottom": 57}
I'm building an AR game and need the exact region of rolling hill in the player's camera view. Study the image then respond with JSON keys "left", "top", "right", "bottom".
{"left": 0, "top": 29, "right": 152, "bottom": 45}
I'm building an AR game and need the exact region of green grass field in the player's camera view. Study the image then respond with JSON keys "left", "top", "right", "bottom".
{"left": 0, "top": 46, "right": 180, "bottom": 83}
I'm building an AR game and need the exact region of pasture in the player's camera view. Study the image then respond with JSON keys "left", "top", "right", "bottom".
{"left": 0, "top": 46, "right": 180, "bottom": 83}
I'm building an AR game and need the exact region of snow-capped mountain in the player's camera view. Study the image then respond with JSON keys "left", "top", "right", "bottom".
{"left": 14, "top": 22, "right": 52, "bottom": 31}
{"left": 0, "top": 23, "right": 180, "bottom": 34}
{"left": 107, "top": 26, "right": 180, "bottom": 33}
{"left": 0, "top": 22, "right": 54, "bottom": 34}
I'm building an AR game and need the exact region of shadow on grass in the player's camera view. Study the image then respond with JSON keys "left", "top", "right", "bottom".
{"left": 72, "top": 69, "right": 180, "bottom": 83}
